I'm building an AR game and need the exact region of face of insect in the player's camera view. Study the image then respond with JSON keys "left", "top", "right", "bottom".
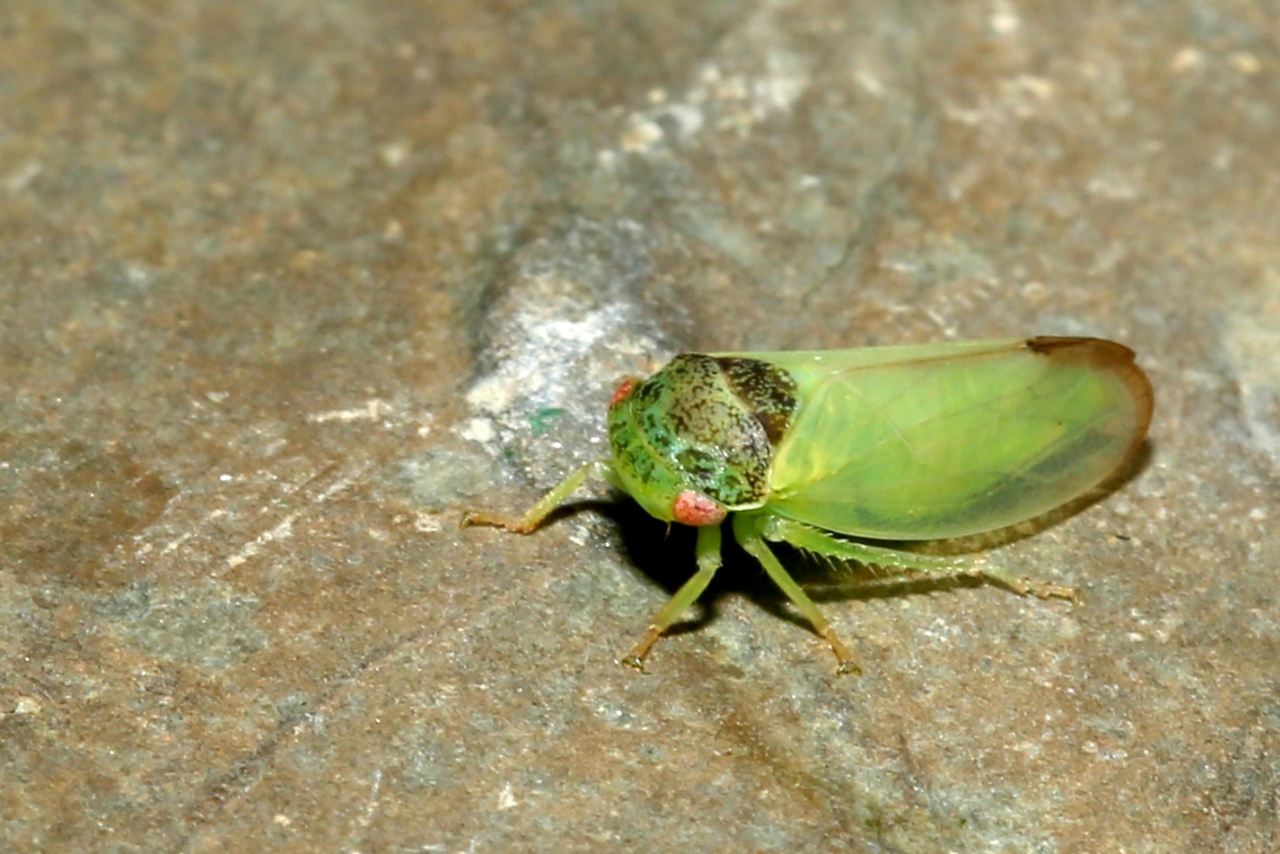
{"left": 606, "top": 354, "right": 799, "bottom": 526}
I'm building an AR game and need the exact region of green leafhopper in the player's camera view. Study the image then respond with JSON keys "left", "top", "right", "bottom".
{"left": 464, "top": 336, "right": 1154, "bottom": 674}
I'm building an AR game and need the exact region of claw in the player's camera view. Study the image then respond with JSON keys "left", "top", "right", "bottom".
{"left": 459, "top": 511, "right": 534, "bottom": 533}
{"left": 619, "top": 654, "right": 648, "bottom": 673}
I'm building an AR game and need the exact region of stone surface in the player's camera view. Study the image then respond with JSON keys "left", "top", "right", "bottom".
{"left": 2, "top": 1, "right": 1278, "bottom": 851}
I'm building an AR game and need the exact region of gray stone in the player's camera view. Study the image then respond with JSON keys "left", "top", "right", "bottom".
{"left": 1, "top": 1, "right": 1276, "bottom": 851}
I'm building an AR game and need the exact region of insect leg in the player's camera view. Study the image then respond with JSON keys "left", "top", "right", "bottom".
{"left": 732, "top": 514, "right": 861, "bottom": 675}
{"left": 760, "top": 516, "right": 1080, "bottom": 603}
{"left": 621, "top": 524, "right": 723, "bottom": 672}
{"left": 461, "top": 460, "right": 614, "bottom": 533}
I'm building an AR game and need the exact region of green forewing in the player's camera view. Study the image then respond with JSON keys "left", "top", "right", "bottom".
{"left": 727, "top": 338, "right": 1153, "bottom": 540}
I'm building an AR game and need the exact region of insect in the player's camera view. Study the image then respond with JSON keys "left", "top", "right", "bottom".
{"left": 463, "top": 337, "right": 1154, "bottom": 674}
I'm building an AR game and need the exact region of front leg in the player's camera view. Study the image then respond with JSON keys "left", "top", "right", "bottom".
{"left": 759, "top": 516, "right": 1080, "bottom": 603}
{"left": 461, "top": 459, "right": 615, "bottom": 533}
{"left": 621, "top": 524, "right": 724, "bottom": 672}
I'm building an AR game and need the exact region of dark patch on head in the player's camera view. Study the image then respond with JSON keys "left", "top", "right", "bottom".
{"left": 715, "top": 357, "right": 798, "bottom": 445}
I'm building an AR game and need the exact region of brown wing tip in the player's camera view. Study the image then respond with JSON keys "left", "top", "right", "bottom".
{"left": 1026, "top": 335, "right": 1155, "bottom": 439}
{"left": 1026, "top": 335, "right": 1135, "bottom": 361}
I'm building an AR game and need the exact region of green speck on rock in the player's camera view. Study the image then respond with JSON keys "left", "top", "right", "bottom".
{"left": 529, "top": 407, "right": 566, "bottom": 436}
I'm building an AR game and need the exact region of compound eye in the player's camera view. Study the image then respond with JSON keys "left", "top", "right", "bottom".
{"left": 671, "top": 490, "right": 727, "bottom": 527}
{"left": 610, "top": 378, "right": 637, "bottom": 409}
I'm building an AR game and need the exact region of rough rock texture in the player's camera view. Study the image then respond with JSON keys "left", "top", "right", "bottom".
{"left": 2, "top": 1, "right": 1278, "bottom": 851}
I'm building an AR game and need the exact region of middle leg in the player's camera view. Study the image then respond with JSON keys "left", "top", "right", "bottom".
{"left": 732, "top": 513, "right": 861, "bottom": 675}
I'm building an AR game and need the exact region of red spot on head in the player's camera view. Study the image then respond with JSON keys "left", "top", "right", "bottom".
{"left": 610, "top": 378, "right": 637, "bottom": 409}
{"left": 672, "top": 490, "right": 727, "bottom": 527}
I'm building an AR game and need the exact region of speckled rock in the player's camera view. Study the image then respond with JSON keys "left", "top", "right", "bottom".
{"left": 1, "top": 2, "right": 1277, "bottom": 852}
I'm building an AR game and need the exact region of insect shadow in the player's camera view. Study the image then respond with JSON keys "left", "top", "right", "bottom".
{"left": 577, "top": 436, "right": 1153, "bottom": 640}
{"left": 597, "top": 499, "right": 916, "bottom": 638}
{"left": 596, "top": 498, "right": 771, "bottom": 639}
